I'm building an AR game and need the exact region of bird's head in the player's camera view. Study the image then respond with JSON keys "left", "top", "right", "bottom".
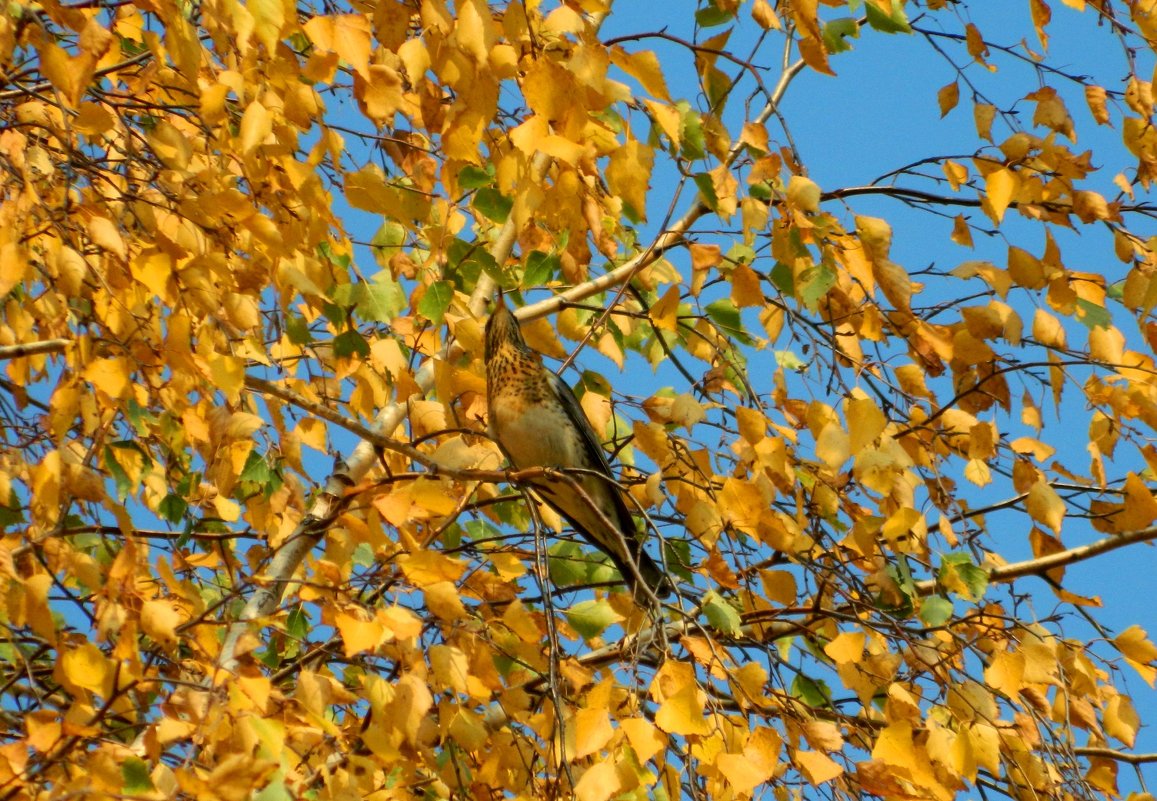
{"left": 484, "top": 294, "right": 530, "bottom": 363}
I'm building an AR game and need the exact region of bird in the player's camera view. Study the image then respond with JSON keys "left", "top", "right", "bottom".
{"left": 484, "top": 296, "right": 670, "bottom": 599}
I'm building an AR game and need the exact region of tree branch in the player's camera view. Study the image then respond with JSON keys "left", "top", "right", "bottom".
{"left": 0, "top": 339, "right": 70, "bottom": 360}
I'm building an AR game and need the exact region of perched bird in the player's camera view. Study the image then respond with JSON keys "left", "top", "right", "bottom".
{"left": 484, "top": 297, "right": 670, "bottom": 599}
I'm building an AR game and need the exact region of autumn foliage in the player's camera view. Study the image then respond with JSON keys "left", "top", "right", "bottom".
{"left": 2, "top": 0, "right": 1157, "bottom": 799}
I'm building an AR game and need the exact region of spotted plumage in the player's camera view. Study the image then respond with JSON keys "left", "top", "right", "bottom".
{"left": 485, "top": 298, "right": 669, "bottom": 599}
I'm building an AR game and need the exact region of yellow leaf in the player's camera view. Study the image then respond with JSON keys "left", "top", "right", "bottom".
{"left": 424, "top": 581, "right": 468, "bottom": 622}
{"left": 84, "top": 357, "right": 130, "bottom": 399}
{"left": 670, "top": 393, "right": 705, "bottom": 430}
{"left": 752, "top": 0, "right": 782, "bottom": 29}
{"left": 937, "top": 81, "right": 960, "bottom": 117}
{"left": 942, "top": 160, "right": 968, "bottom": 190}
{"left": 295, "top": 417, "right": 327, "bottom": 453}
{"left": 1115, "top": 625, "right": 1157, "bottom": 664}
{"left": 1117, "top": 472, "right": 1157, "bottom": 531}
{"left": 796, "top": 749, "right": 843, "bottom": 784}
{"left": 454, "top": 0, "right": 493, "bottom": 65}
{"left": 760, "top": 569, "right": 796, "bottom": 605}
{"left": 974, "top": 102, "right": 996, "bottom": 141}
{"left": 146, "top": 121, "right": 192, "bottom": 171}
{"left": 610, "top": 47, "right": 671, "bottom": 101}
{"left": 207, "top": 353, "right": 245, "bottom": 404}
{"left": 643, "top": 99, "right": 682, "bottom": 148}
{"left": 787, "top": 175, "right": 821, "bottom": 212}
{"left": 824, "top": 631, "right": 865, "bottom": 666}
{"left": 872, "top": 721, "right": 915, "bottom": 769}
{"left": 87, "top": 215, "right": 127, "bottom": 260}
{"left": 964, "top": 458, "right": 991, "bottom": 487}
{"left": 239, "top": 99, "right": 272, "bottom": 154}
{"left": 398, "top": 551, "right": 465, "bottom": 586}
{"left": 730, "top": 262, "right": 763, "bottom": 307}
{"left": 334, "top": 610, "right": 383, "bottom": 657}
{"left": 39, "top": 42, "right": 94, "bottom": 107}
{"left": 1105, "top": 694, "right": 1139, "bottom": 747}
{"left": 572, "top": 707, "right": 613, "bottom": 759}
{"left": 847, "top": 394, "right": 886, "bottom": 453}
{"left": 983, "top": 649, "right": 1024, "bottom": 698}
{"left": 968, "top": 723, "right": 1001, "bottom": 774}
{"left": 620, "top": 717, "right": 664, "bottom": 762}
{"left": 304, "top": 14, "right": 371, "bottom": 77}
{"left": 655, "top": 683, "right": 709, "bottom": 736}
{"left": 213, "top": 495, "right": 241, "bottom": 522}
{"left": 606, "top": 138, "right": 654, "bottom": 222}
{"left": 574, "top": 761, "right": 621, "bottom": 801}
{"left": 25, "top": 711, "right": 63, "bottom": 753}
{"left": 248, "top": 0, "right": 288, "bottom": 52}
{"left": 985, "top": 168, "right": 1019, "bottom": 223}
{"left": 816, "top": 421, "right": 850, "bottom": 469}
{"left": 719, "top": 477, "right": 765, "bottom": 536}
{"left": 651, "top": 285, "right": 681, "bottom": 332}
{"left": 60, "top": 641, "right": 109, "bottom": 694}
{"left": 131, "top": 250, "right": 173, "bottom": 301}
{"left": 1025, "top": 479, "right": 1064, "bottom": 533}
{"left": 141, "top": 599, "right": 182, "bottom": 647}
{"left": 716, "top": 752, "right": 771, "bottom": 794}
{"left": 429, "top": 645, "right": 470, "bottom": 694}
{"left": 1032, "top": 308, "right": 1066, "bottom": 348}
{"left": 1085, "top": 85, "right": 1110, "bottom": 124}
{"left": 410, "top": 477, "right": 459, "bottom": 516}
{"left": 803, "top": 720, "right": 844, "bottom": 752}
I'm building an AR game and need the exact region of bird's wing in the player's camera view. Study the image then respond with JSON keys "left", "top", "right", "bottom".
{"left": 545, "top": 371, "right": 636, "bottom": 534}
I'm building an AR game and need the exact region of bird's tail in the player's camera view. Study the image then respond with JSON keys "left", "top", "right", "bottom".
{"left": 622, "top": 545, "right": 672, "bottom": 601}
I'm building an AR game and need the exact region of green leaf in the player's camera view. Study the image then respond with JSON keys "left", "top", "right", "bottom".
{"left": 695, "top": 2, "right": 734, "bottom": 27}
{"left": 702, "top": 591, "right": 742, "bottom": 635}
{"left": 239, "top": 451, "right": 274, "bottom": 485}
{"left": 770, "top": 261, "right": 794, "bottom": 294}
{"left": 159, "top": 494, "right": 187, "bottom": 525}
{"left": 566, "top": 599, "right": 624, "bottom": 640}
{"left": 823, "top": 18, "right": 860, "bottom": 53}
{"left": 1075, "top": 298, "right": 1112, "bottom": 330}
{"left": 798, "top": 262, "right": 837, "bottom": 311}
{"left": 352, "top": 542, "right": 375, "bottom": 568}
{"left": 122, "top": 757, "right": 155, "bottom": 794}
{"left": 103, "top": 445, "right": 133, "bottom": 501}
{"left": 473, "top": 187, "right": 513, "bottom": 223}
{"left": 919, "top": 595, "right": 954, "bottom": 627}
{"left": 693, "top": 172, "right": 718, "bottom": 211}
{"left": 680, "top": 103, "right": 707, "bottom": 161}
{"left": 791, "top": 674, "right": 832, "bottom": 708}
{"left": 939, "top": 552, "right": 990, "bottom": 601}
{"left": 357, "top": 272, "right": 406, "bottom": 323}
{"left": 418, "top": 280, "right": 454, "bottom": 325}
{"left": 254, "top": 773, "right": 292, "bottom": 801}
{"left": 705, "top": 298, "right": 742, "bottom": 335}
{"left": 285, "top": 313, "right": 312, "bottom": 345}
{"left": 448, "top": 237, "right": 500, "bottom": 287}
{"left": 725, "top": 243, "right": 757, "bottom": 265}
{"left": 774, "top": 350, "right": 807, "bottom": 372}
{"left": 748, "top": 181, "right": 773, "bottom": 201}
{"left": 286, "top": 606, "right": 309, "bottom": 641}
{"left": 317, "top": 241, "right": 351, "bottom": 269}
{"left": 548, "top": 541, "right": 592, "bottom": 588}
{"left": 523, "top": 250, "right": 559, "bottom": 287}
{"left": 457, "top": 165, "right": 493, "bottom": 189}
{"left": 865, "top": 1, "right": 911, "bottom": 33}
{"left": 333, "top": 329, "right": 370, "bottom": 359}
